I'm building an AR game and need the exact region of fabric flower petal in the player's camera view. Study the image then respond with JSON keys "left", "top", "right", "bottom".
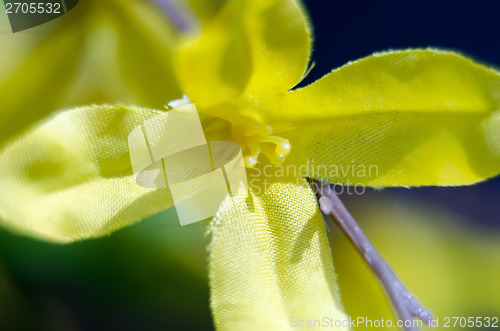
{"left": 0, "top": 105, "right": 173, "bottom": 243}
{"left": 262, "top": 49, "right": 500, "bottom": 186}
{"left": 176, "top": 0, "right": 312, "bottom": 109}
{"left": 0, "top": 0, "right": 182, "bottom": 147}
{"left": 208, "top": 174, "right": 348, "bottom": 330}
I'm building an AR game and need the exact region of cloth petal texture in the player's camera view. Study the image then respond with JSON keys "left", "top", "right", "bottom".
{"left": 208, "top": 175, "right": 348, "bottom": 330}
{"left": 260, "top": 49, "right": 500, "bottom": 186}
{"left": 0, "top": 105, "right": 173, "bottom": 242}
{"left": 176, "top": 0, "right": 311, "bottom": 109}
{"left": 0, "top": 0, "right": 182, "bottom": 147}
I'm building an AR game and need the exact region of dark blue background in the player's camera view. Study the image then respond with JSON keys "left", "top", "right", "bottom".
{"left": 302, "top": 0, "right": 500, "bottom": 85}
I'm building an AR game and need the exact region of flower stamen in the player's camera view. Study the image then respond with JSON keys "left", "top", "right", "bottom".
{"left": 165, "top": 97, "right": 292, "bottom": 169}
{"left": 244, "top": 142, "right": 261, "bottom": 168}
{"left": 261, "top": 144, "right": 286, "bottom": 165}
{"left": 234, "top": 125, "right": 292, "bottom": 168}
{"left": 257, "top": 136, "right": 292, "bottom": 156}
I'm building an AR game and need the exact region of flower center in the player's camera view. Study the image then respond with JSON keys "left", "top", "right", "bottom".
{"left": 167, "top": 95, "right": 291, "bottom": 169}
{"left": 231, "top": 124, "right": 291, "bottom": 168}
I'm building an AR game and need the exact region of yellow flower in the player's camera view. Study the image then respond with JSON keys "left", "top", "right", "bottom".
{"left": 1, "top": 0, "right": 500, "bottom": 330}
{"left": 0, "top": 0, "right": 190, "bottom": 147}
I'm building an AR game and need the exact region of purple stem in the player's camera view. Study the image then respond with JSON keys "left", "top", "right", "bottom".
{"left": 149, "top": 0, "right": 196, "bottom": 33}
{"left": 313, "top": 181, "right": 432, "bottom": 331}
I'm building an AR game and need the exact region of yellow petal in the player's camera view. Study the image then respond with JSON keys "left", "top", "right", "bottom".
{"left": 266, "top": 49, "right": 500, "bottom": 186}
{"left": 0, "top": 105, "right": 173, "bottom": 243}
{"left": 176, "top": 0, "right": 312, "bottom": 109}
{"left": 186, "top": 0, "right": 227, "bottom": 24}
{"left": 208, "top": 175, "right": 348, "bottom": 330}
{"left": 0, "top": 0, "right": 182, "bottom": 147}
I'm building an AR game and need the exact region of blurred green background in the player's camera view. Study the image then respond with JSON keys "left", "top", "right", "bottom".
{"left": 0, "top": 209, "right": 214, "bottom": 330}
{"left": 1, "top": 191, "right": 499, "bottom": 330}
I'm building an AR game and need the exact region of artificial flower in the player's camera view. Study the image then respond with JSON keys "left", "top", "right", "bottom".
{"left": 0, "top": 0, "right": 186, "bottom": 147}
{"left": 1, "top": 0, "right": 500, "bottom": 330}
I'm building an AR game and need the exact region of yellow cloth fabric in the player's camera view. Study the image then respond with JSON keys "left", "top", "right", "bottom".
{"left": 0, "top": 0, "right": 181, "bottom": 147}
{"left": 274, "top": 50, "right": 500, "bottom": 186}
{"left": 176, "top": 0, "right": 311, "bottom": 110}
{"left": 0, "top": 105, "right": 173, "bottom": 242}
{"left": 209, "top": 175, "right": 348, "bottom": 330}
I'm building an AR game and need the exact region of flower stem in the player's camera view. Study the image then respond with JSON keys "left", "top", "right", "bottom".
{"left": 313, "top": 180, "right": 432, "bottom": 331}
{"left": 149, "top": 0, "right": 197, "bottom": 33}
